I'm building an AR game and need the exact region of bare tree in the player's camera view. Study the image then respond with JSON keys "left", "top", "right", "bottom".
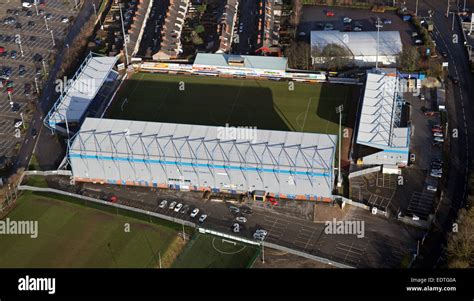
{"left": 447, "top": 207, "right": 474, "bottom": 268}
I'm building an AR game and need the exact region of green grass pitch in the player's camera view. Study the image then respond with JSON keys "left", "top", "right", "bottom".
{"left": 108, "top": 72, "right": 355, "bottom": 134}
{"left": 0, "top": 192, "right": 183, "bottom": 268}
{"left": 172, "top": 234, "right": 259, "bottom": 268}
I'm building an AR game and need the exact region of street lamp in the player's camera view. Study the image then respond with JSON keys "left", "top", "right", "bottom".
{"left": 336, "top": 105, "right": 344, "bottom": 188}
{"left": 119, "top": 1, "right": 130, "bottom": 66}
{"left": 375, "top": 17, "right": 383, "bottom": 70}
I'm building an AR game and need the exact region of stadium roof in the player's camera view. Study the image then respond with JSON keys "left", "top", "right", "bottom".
{"left": 310, "top": 31, "right": 402, "bottom": 58}
{"left": 357, "top": 72, "right": 408, "bottom": 149}
{"left": 69, "top": 118, "right": 337, "bottom": 197}
{"left": 47, "top": 53, "right": 118, "bottom": 128}
{"left": 193, "top": 53, "right": 288, "bottom": 71}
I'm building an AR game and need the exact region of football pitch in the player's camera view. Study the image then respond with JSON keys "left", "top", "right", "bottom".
{"left": 172, "top": 234, "right": 260, "bottom": 268}
{"left": 0, "top": 192, "right": 186, "bottom": 268}
{"left": 108, "top": 72, "right": 358, "bottom": 135}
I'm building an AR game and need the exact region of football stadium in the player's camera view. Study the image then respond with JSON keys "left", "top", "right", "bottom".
{"left": 62, "top": 54, "right": 360, "bottom": 201}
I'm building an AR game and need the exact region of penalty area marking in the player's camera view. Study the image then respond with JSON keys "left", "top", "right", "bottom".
{"left": 211, "top": 238, "right": 246, "bottom": 255}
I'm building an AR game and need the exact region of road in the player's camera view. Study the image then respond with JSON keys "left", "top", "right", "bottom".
{"left": 13, "top": 0, "right": 101, "bottom": 172}
{"left": 407, "top": 0, "right": 474, "bottom": 267}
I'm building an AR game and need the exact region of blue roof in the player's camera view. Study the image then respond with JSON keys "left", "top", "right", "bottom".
{"left": 194, "top": 53, "right": 288, "bottom": 71}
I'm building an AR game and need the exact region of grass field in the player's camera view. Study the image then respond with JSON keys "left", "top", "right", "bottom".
{"left": 108, "top": 73, "right": 357, "bottom": 135}
{"left": 172, "top": 234, "right": 259, "bottom": 268}
{"left": 0, "top": 191, "right": 186, "bottom": 268}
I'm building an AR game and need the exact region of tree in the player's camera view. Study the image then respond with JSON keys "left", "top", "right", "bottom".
{"left": 312, "top": 43, "right": 353, "bottom": 70}
{"left": 290, "top": 0, "right": 303, "bottom": 27}
{"left": 284, "top": 41, "right": 312, "bottom": 70}
{"left": 446, "top": 207, "right": 474, "bottom": 268}
{"left": 397, "top": 46, "right": 420, "bottom": 72}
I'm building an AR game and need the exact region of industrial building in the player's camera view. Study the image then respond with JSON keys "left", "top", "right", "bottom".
{"left": 355, "top": 70, "right": 410, "bottom": 166}
{"left": 45, "top": 53, "right": 119, "bottom": 135}
{"left": 310, "top": 31, "right": 402, "bottom": 67}
{"left": 68, "top": 118, "right": 337, "bottom": 201}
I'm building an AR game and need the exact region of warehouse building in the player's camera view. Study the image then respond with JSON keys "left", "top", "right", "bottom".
{"left": 68, "top": 118, "right": 337, "bottom": 201}
{"left": 356, "top": 70, "right": 410, "bottom": 166}
{"left": 310, "top": 31, "right": 402, "bottom": 67}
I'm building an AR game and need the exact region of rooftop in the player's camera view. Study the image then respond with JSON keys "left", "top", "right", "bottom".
{"left": 193, "top": 53, "right": 288, "bottom": 71}
{"left": 310, "top": 31, "right": 403, "bottom": 57}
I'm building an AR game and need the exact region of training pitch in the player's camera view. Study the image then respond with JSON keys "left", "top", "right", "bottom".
{"left": 172, "top": 234, "right": 259, "bottom": 268}
{"left": 108, "top": 72, "right": 357, "bottom": 135}
{"left": 0, "top": 192, "right": 186, "bottom": 268}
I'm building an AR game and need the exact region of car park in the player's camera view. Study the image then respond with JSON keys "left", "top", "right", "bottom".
{"left": 198, "top": 214, "right": 207, "bottom": 223}
{"left": 174, "top": 203, "right": 183, "bottom": 212}
{"left": 169, "top": 201, "right": 177, "bottom": 210}
{"left": 159, "top": 200, "right": 167, "bottom": 208}
{"left": 190, "top": 208, "right": 199, "bottom": 218}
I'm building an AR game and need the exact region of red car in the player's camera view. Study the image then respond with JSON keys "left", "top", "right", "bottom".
{"left": 326, "top": 11, "right": 335, "bottom": 17}
{"left": 6, "top": 87, "right": 13, "bottom": 94}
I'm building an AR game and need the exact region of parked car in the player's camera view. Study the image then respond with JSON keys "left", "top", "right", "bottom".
{"left": 343, "top": 17, "right": 352, "bottom": 24}
{"left": 382, "top": 18, "right": 392, "bottom": 24}
{"left": 410, "top": 153, "right": 416, "bottom": 163}
{"left": 229, "top": 206, "right": 240, "bottom": 214}
{"left": 174, "top": 203, "right": 183, "bottom": 212}
{"left": 235, "top": 216, "right": 247, "bottom": 223}
{"left": 31, "top": 128, "right": 37, "bottom": 139}
{"left": 180, "top": 204, "right": 189, "bottom": 214}
{"left": 10, "top": 50, "right": 17, "bottom": 59}
{"left": 324, "top": 23, "right": 334, "bottom": 31}
{"left": 61, "top": 17, "right": 70, "bottom": 23}
{"left": 240, "top": 206, "right": 253, "bottom": 214}
{"left": 326, "top": 11, "right": 335, "bottom": 17}
{"left": 45, "top": 13, "right": 52, "bottom": 20}
{"left": 433, "top": 132, "right": 444, "bottom": 137}
{"left": 415, "top": 39, "right": 423, "bottom": 45}
{"left": 199, "top": 214, "right": 207, "bottom": 223}
{"left": 433, "top": 136, "right": 444, "bottom": 142}
{"left": 159, "top": 200, "right": 167, "bottom": 208}
{"left": 419, "top": 94, "right": 425, "bottom": 101}
{"left": 353, "top": 26, "right": 362, "bottom": 32}
{"left": 190, "top": 208, "right": 199, "bottom": 218}
{"left": 426, "top": 185, "right": 438, "bottom": 192}
{"left": 168, "top": 201, "right": 177, "bottom": 210}
{"left": 22, "top": 2, "right": 32, "bottom": 8}
{"left": 14, "top": 120, "right": 23, "bottom": 128}
{"left": 442, "top": 51, "right": 448, "bottom": 58}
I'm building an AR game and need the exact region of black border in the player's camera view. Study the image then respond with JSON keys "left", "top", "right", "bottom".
{"left": 0, "top": 268, "right": 473, "bottom": 299}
